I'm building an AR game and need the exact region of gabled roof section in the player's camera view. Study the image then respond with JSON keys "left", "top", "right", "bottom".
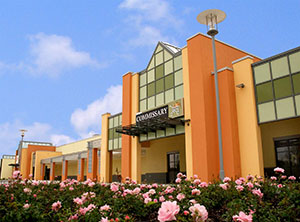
{"left": 145, "top": 41, "right": 181, "bottom": 71}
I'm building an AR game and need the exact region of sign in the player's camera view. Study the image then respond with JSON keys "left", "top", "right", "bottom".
{"left": 136, "top": 106, "right": 168, "bottom": 124}
{"left": 136, "top": 99, "right": 184, "bottom": 124}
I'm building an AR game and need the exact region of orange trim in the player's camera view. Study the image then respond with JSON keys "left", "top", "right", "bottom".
{"left": 41, "top": 163, "right": 45, "bottom": 180}
{"left": 121, "top": 72, "right": 132, "bottom": 181}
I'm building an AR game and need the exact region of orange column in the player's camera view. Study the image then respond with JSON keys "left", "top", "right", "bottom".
{"left": 121, "top": 72, "right": 132, "bottom": 181}
{"left": 97, "top": 150, "right": 101, "bottom": 182}
{"left": 62, "top": 160, "right": 68, "bottom": 181}
{"left": 50, "top": 162, "right": 55, "bottom": 181}
{"left": 41, "top": 163, "right": 45, "bottom": 180}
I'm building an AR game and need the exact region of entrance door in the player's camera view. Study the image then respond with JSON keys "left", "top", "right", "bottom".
{"left": 44, "top": 166, "right": 50, "bottom": 180}
{"left": 275, "top": 136, "right": 300, "bottom": 178}
{"left": 167, "top": 152, "right": 180, "bottom": 183}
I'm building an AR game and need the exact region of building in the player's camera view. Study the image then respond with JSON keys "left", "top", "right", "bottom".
{"left": 0, "top": 155, "right": 15, "bottom": 179}
{"left": 4, "top": 33, "right": 300, "bottom": 183}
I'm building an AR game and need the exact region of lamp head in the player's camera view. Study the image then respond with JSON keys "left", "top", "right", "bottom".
{"left": 197, "top": 9, "right": 226, "bottom": 36}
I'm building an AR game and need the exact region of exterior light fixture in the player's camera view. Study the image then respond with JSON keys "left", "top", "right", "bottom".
{"left": 236, "top": 83, "right": 245, "bottom": 88}
{"left": 197, "top": 9, "right": 226, "bottom": 180}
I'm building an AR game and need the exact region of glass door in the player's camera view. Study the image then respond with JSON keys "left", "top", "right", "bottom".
{"left": 167, "top": 152, "right": 180, "bottom": 183}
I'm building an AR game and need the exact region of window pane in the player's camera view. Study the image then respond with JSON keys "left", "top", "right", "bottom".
{"left": 295, "top": 95, "right": 300, "bottom": 115}
{"left": 140, "top": 134, "right": 147, "bottom": 141}
{"left": 156, "top": 51, "right": 163, "bottom": 66}
{"left": 119, "top": 138, "right": 122, "bottom": 148}
{"left": 292, "top": 73, "right": 300, "bottom": 95}
{"left": 165, "top": 74, "right": 174, "bottom": 90}
{"left": 156, "top": 78, "right": 164, "bottom": 94}
{"left": 289, "top": 51, "right": 300, "bottom": 73}
{"left": 164, "top": 50, "right": 172, "bottom": 61}
{"left": 140, "top": 86, "right": 147, "bottom": 99}
{"left": 109, "top": 129, "right": 113, "bottom": 140}
{"left": 148, "top": 96, "right": 155, "bottom": 109}
{"left": 175, "top": 85, "right": 183, "bottom": 100}
{"left": 148, "top": 69, "right": 155, "bottom": 83}
{"left": 156, "top": 64, "right": 164, "bottom": 79}
{"left": 148, "top": 132, "right": 156, "bottom": 140}
{"left": 108, "top": 140, "right": 113, "bottom": 150}
{"left": 174, "top": 55, "right": 182, "bottom": 71}
{"left": 256, "top": 81, "right": 273, "bottom": 103}
{"left": 166, "top": 127, "right": 175, "bottom": 136}
{"left": 156, "top": 44, "right": 163, "bottom": 53}
{"left": 271, "top": 56, "right": 290, "bottom": 79}
{"left": 114, "top": 138, "right": 119, "bottom": 149}
{"left": 156, "top": 92, "right": 164, "bottom": 106}
{"left": 258, "top": 102, "right": 276, "bottom": 123}
{"left": 140, "top": 99, "right": 147, "bottom": 112}
{"left": 114, "top": 116, "right": 119, "bottom": 127}
{"left": 176, "top": 125, "right": 184, "bottom": 134}
{"left": 148, "top": 57, "right": 154, "bottom": 70}
{"left": 148, "top": 82, "right": 155, "bottom": 97}
{"left": 109, "top": 118, "right": 114, "bottom": 128}
{"left": 165, "top": 60, "right": 173, "bottom": 75}
{"left": 140, "top": 73, "right": 147, "bottom": 86}
{"left": 273, "top": 76, "right": 292, "bottom": 99}
{"left": 165, "top": 89, "right": 174, "bottom": 103}
{"left": 119, "top": 115, "right": 122, "bottom": 125}
{"left": 156, "top": 130, "right": 165, "bottom": 138}
{"left": 254, "top": 63, "right": 271, "bottom": 84}
{"left": 175, "top": 70, "right": 183, "bottom": 86}
{"left": 276, "top": 97, "right": 295, "bottom": 119}
{"left": 113, "top": 129, "right": 118, "bottom": 138}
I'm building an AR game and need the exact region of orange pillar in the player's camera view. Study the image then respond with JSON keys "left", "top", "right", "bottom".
{"left": 121, "top": 72, "right": 132, "bottom": 181}
{"left": 77, "top": 158, "right": 85, "bottom": 181}
{"left": 92, "top": 148, "right": 98, "bottom": 180}
{"left": 97, "top": 150, "right": 101, "bottom": 182}
{"left": 50, "top": 162, "right": 55, "bottom": 181}
{"left": 41, "top": 163, "right": 45, "bottom": 180}
{"left": 62, "top": 160, "right": 68, "bottom": 181}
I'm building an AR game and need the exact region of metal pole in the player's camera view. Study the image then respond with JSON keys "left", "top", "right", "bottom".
{"left": 211, "top": 35, "right": 225, "bottom": 180}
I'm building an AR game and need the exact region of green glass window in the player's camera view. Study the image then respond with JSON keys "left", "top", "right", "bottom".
{"left": 140, "top": 99, "right": 146, "bottom": 112}
{"left": 148, "top": 69, "right": 155, "bottom": 83}
{"left": 148, "top": 96, "right": 155, "bottom": 109}
{"left": 165, "top": 60, "right": 173, "bottom": 75}
{"left": 113, "top": 129, "right": 118, "bottom": 138}
{"left": 292, "top": 73, "right": 300, "bottom": 94}
{"left": 108, "top": 129, "right": 113, "bottom": 140}
{"left": 165, "top": 74, "right": 174, "bottom": 90}
{"left": 254, "top": 63, "right": 271, "bottom": 84}
{"left": 156, "top": 130, "right": 165, "bottom": 138}
{"left": 156, "top": 92, "right": 164, "bottom": 106}
{"left": 140, "top": 73, "right": 147, "bottom": 86}
{"left": 156, "top": 44, "right": 163, "bottom": 53}
{"left": 175, "top": 85, "right": 183, "bottom": 100}
{"left": 273, "top": 76, "right": 292, "bottom": 99}
{"left": 289, "top": 51, "right": 300, "bottom": 73}
{"left": 166, "top": 127, "right": 175, "bottom": 136}
{"left": 148, "top": 132, "right": 156, "bottom": 140}
{"left": 140, "top": 134, "right": 147, "bottom": 141}
{"left": 155, "top": 65, "right": 164, "bottom": 79}
{"left": 258, "top": 102, "right": 276, "bottom": 123}
{"left": 175, "top": 70, "right": 183, "bottom": 86}
{"left": 119, "top": 115, "right": 122, "bottom": 125}
{"left": 140, "top": 86, "right": 147, "bottom": 99}
{"left": 271, "top": 56, "right": 290, "bottom": 79}
{"left": 276, "top": 97, "right": 295, "bottom": 119}
{"left": 174, "top": 55, "right": 182, "bottom": 71}
{"left": 109, "top": 118, "right": 114, "bottom": 128}
{"left": 156, "top": 51, "right": 163, "bottom": 65}
{"left": 114, "top": 138, "right": 119, "bottom": 149}
{"left": 148, "top": 82, "right": 155, "bottom": 97}
{"left": 164, "top": 50, "right": 172, "bottom": 61}
{"left": 295, "top": 95, "right": 300, "bottom": 115}
{"left": 165, "top": 88, "right": 174, "bottom": 103}
{"left": 113, "top": 116, "right": 119, "bottom": 127}
{"left": 256, "top": 81, "right": 273, "bottom": 103}
{"left": 108, "top": 140, "right": 113, "bottom": 150}
{"left": 156, "top": 78, "right": 164, "bottom": 94}
{"left": 176, "top": 125, "right": 184, "bottom": 134}
{"left": 148, "top": 57, "right": 154, "bottom": 70}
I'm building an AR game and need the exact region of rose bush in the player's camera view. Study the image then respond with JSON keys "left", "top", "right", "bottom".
{"left": 0, "top": 167, "right": 299, "bottom": 221}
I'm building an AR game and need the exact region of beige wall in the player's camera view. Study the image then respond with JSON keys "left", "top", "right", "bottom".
{"left": 141, "top": 134, "right": 186, "bottom": 174}
{"left": 260, "top": 117, "right": 300, "bottom": 168}
{"left": 1, "top": 159, "right": 14, "bottom": 179}
{"left": 32, "top": 151, "right": 62, "bottom": 180}
{"left": 20, "top": 148, "right": 28, "bottom": 178}
{"left": 67, "top": 160, "right": 78, "bottom": 176}
{"left": 56, "top": 135, "right": 101, "bottom": 155}
{"left": 55, "top": 163, "right": 62, "bottom": 176}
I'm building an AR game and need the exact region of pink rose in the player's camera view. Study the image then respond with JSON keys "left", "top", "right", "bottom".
{"left": 189, "top": 204, "right": 208, "bottom": 221}
{"left": 223, "top": 177, "right": 231, "bottom": 183}
{"left": 219, "top": 183, "right": 228, "bottom": 190}
{"left": 176, "top": 193, "right": 185, "bottom": 201}
{"left": 235, "top": 179, "right": 243, "bottom": 185}
{"left": 274, "top": 167, "right": 284, "bottom": 174}
{"left": 110, "top": 183, "right": 119, "bottom": 192}
{"left": 144, "top": 197, "right": 152, "bottom": 204}
{"left": 51, "top": 201, "right": 62, "bottom": 212}
{"left": 288, "top": 176, "right": 296, "bottom": 180}
{"left": 233, "top": 211, "right": 253, "bottom": 222}
{"left": 192, "top": 189, "right": 201, "bottom": 195}
{"left": 252, "top": 188, "right": 263, "bottom": 198}
{"left": 100, "top": 204, "right": 111, "bottom": 211}
{"left": 175, "top": 178, "right": 181, "bottom": 184}
{"left": 12, "top": 171, "right": 21, "bottom": 179}
{"left": 159, "top": 196, "right": 165, "bottom": 202}
{"left": 193, "top": 179, "right": 201, "bottom": 185}
{"left": 157, "top": 201, "right": 180, "bottom": 222}
{"left": 270, "top": 176, "right": 277, "bottom": 180}
{"left": 23, "top": 204, "right": 30, "bottom": 209}
{"left": 101, "top": 217, "right": 109, "bottom": 222}
{"left": 236, "top": 185, "right": 244, "bottom": 192}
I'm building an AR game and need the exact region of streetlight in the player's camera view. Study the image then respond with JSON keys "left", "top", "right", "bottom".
{"left": 19, "top": 129, "right": 27, "bottom": 141}
{"left": 197, "top": 9, "right": 226, "bottom": 180}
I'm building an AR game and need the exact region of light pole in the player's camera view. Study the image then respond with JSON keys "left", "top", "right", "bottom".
{"left": 197, "top": 9, "right": 226, "bottom": 180}
{"left": 19, "top": 129, "right": 27, "bottom": 141}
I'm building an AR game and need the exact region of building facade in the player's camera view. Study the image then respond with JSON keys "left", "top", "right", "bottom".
{"left": 3, "top": 33, "right": 300, "bottom": 183}
{"left": 0, "top": 155, "right": 15, "bottom": 179}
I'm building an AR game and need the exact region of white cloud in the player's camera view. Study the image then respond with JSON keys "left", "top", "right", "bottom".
{"left": 0, "top": 120, "right": 74, "bottom": 156}
{"left": 70, "top": 85, "right": 122, "bottom": 138}
{"left": 27, "top": 33, "right": 100, "bottom": 77}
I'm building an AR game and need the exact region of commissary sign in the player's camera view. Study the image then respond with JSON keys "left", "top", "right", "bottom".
{"left": 136, "top": 106, "right": 168, "bottom": 124}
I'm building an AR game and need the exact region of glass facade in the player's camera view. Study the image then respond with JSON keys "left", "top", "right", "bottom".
{"left": 138, "top": 43, "right": 184, "bottom": 142}
{"left": 253, "top": 47, "right": 300, "bottom": 123}
{"left": 108, "top": 113, "right": 122, "bottom": 151}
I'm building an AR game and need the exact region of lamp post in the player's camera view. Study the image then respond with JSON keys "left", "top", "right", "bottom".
{"left": 19, "top": 129, "right": 27, "bottom": 141}
{"left": 197, "top": 9, "right": 226, "bottom": 180}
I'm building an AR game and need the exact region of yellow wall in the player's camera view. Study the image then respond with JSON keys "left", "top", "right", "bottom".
{"left": 233, "top": 57, "right": 264, "bottom": 177}
{"left": 1, "top": 159, "right": 14, "bottom": 179}
{"left": 33, "top": 151, "right": 62, "bottom": 180}
{"left": 141, "top": 134, "right": 186, "bottom": 174}
{"left": 112, "top": 154, "right": 121, "bottom": 176}
{"left": 67, "top": 161, "right": 78, "bottom": 176}
{"left": 20, "top": 148, "right": 28, "bottom": 178}
{"left": 260, "top": 117, "right": 300, "bottom": 168}
{"left": 56, "top": 135, "right": 101, "bottom": 155}
{"left": 55, "top": 163, "right": 62, "bottom": 176}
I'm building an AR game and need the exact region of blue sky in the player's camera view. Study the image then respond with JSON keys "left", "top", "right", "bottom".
{"left": 0, "top": 0, "right": 299, "bottom": 156}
